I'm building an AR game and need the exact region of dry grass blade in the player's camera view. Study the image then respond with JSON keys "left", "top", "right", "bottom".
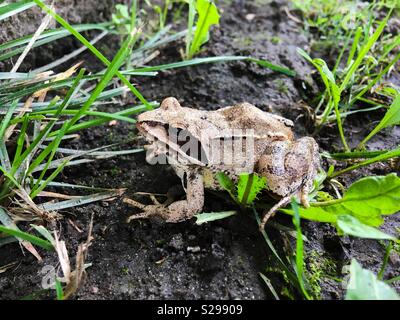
{"left": 54, "top": 231, "right": 71, "bottom": 283}
{"left": 0, "top": 207, "right": 43, "bottom": 260}
{"left": 11, "top": 10, "right": 53, "bottom": 73}
{"left": 55, "top": 214, "right": 94, "bottom": 299}
{"left": 0, "top": 261, "right": 17, "bottom": 273}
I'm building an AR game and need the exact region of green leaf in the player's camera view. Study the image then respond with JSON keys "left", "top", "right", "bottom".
{"left": 0, "top": 225, "right": 53, "bottom": 250}
{"left": 337, "top": 215, "right": 397, "bottom": 241}
{"left": 237, "top": 173, "right": 266, "bottom": 205}
{"left": 55, "top": 278, "right": 65, "bottom": 300}
{"left": 189, "top": 0, "right": 220, "bottom": 58}
{"left": 345, "top": 259, "right": 400, "bottom": 300}
{"left": 282, "top": 174, "right": 400, "bottom": 228}
{"left": 216, "top": 172, "right": 235, "bottom": 199}
{"left": 195, "top": 210, "right": 237, "bottom": 225}
{"left": 30, "top": 224, "right": 56, "bottom": 245}
{"left": 360, "top": 94, "right": 400, "bottom": 147}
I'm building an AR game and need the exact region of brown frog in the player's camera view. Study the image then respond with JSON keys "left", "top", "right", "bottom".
{"left": 126, "top": 97, "right": 320, "bottom": 231}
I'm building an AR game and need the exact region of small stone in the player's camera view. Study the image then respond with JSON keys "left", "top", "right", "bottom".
{"left": 187, "top": 246, "right": 201, "bottom": 253}
{"left": 245, "top": 13, "right": 256, "bottom": 21}
{"left": 168, "top": 233, "right": 184, "bottom": 250}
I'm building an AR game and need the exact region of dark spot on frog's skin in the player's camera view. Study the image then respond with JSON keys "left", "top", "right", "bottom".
{"left": 200, "top": 115, "right": 207, "bottom": 120}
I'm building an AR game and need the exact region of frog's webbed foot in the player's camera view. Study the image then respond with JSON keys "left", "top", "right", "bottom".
{"left": 124, "top": 171, "right": 205, "bottom": 223}
{"left": 123, "top": 197, "right": 172, "bottom": 222}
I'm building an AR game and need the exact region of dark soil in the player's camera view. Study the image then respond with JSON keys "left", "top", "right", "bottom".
{"left": 0, "top": 0, "right": 399, "bottom": 300}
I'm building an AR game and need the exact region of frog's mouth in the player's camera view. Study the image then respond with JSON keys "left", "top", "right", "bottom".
{"left": 137, "top": 121, "right": 208, "bottom": 166}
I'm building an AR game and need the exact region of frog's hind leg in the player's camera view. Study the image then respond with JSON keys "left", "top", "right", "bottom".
{"left": 259, "top": 195, "right": 292, "bottom": 231}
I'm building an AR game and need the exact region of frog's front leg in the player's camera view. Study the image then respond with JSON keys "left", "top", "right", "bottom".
{"left": 126, "top": 170, "right": 204, "bottom": 223}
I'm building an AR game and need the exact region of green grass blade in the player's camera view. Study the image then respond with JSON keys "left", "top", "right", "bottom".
{"left": 340, "top": 11, "right": 392, "bottom": 92}
{"left": 0, "top": 225, "right": 53, "bottom": 250}
{"left": 291, "top": 198, "right": 311, "bottom": 300}
{"left": 330, "top": 147, "right": 400, "bottom": 178}
{"left": 32, "top": 0, "right": 152, "bottom": 109}
{"left": 31, "top": 160, "right": 69, "bottom": 199}
{"left": 0, "top": 1, "right": 35, "bottom": 21}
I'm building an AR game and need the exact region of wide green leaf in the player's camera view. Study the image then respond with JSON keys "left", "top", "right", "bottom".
{"left": 345, "top": 259, "right": 399, "bottom": 300}
{"left": 237, "top": 173, "right": 266, "bottom": 205}
{"left": 337, "top": 215, "right": 397, "bottom": 241}
{"left": 282, "top": 174, "right": 400, "bottom": 227}
{"left": 195, "top": 211, "right": 238, "bottom": 225}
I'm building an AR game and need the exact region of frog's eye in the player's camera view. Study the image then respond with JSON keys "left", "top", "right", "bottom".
{"left": 160, "top": 97, "right": 182, "bottom": 111}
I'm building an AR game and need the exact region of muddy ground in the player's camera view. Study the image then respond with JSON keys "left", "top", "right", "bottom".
{"left": 0, "top": 0, "right": 399, "bottom": 300}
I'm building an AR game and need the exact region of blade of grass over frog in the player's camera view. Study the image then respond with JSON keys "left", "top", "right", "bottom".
{"left": 330, "top": 147, "right": 400, "bottom": 178}
{"left": 259, "top": 273, "right": 280, "bottom": 300}
{"left": 32, "top": 0, "right": 152, "bottom": 109}
{"left": 291, "top": 199, "right": 311, "bottom": 300}
{"left": 195, "top": 211, "right": 237, "bottom": 225}
{"left": 358, "top": 94, "right": 400, "bottom": 148}
{"left": 0, "top": 1, "right": 35, "bottom": 21}
{"left": 0, "top": 225, "right": 53, "bottom": 250}
{"left": 38, "top": 190, "right": 124, "bottom": 211}
{"left": 132, "top": 56, "right": 295, "bottom": 76}
{"left": 253, "top": 207, "right": 304, "bottom": 297}
{"left": 340, "top": 10, "right": 392, "bottom": 92}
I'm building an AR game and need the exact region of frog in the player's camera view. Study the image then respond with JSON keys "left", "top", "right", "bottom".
{"left": 126, "top": 97, "right": 320, "bottom": 231}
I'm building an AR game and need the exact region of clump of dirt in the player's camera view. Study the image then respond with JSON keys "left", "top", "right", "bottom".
{"left": 0, "top": 0, "right": 399, "bottom": 300}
